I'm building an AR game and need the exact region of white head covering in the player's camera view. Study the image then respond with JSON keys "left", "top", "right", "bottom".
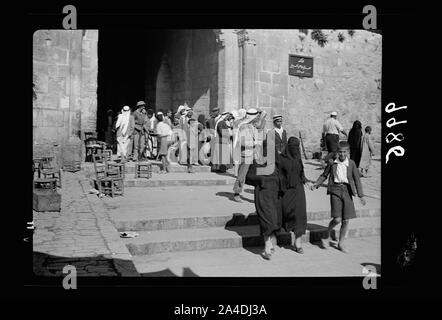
{"left": 183, "top": 106, "right": 192, "bottom": 116}
{"left": 214, "top": 111, "right": 231, "bottom": 137}
{"left": 233, "top": 108, "right": 260, "bottom": 147}
{"left": 331, "top": 111, "right": 337, "bottom": 116}
{"left": 116, "top": 106, "right": 131, "bottom": 136}
{"left": 177, "top": 105, "right": 186, "bottom": 114}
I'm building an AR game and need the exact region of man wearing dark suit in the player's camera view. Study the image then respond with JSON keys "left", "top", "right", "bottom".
{"left": 266, "top": 115, "right": 287, "bottom": 162}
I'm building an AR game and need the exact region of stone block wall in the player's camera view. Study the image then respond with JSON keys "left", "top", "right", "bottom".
{"left": 251, "top": 29, "right": 382, "bottom": 156}
{"left": 33, "top": 30, "right": 98, "bottom": 164}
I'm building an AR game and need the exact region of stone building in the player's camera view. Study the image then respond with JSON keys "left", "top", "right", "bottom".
{"left": 33, "top": 29, "right": 381, "bottom": 164}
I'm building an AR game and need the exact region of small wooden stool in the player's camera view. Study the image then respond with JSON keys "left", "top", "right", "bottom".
{"left": 135, "top": 162, "right": 152, "bottom": 179}
{"left": 96, "top": 177, "right": 124, "bottom": 197}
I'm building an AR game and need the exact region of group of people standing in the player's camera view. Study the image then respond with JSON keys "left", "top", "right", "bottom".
{"left": 110, "top": 101, "right": 175, "bottom": 173}
{"left": 322, "top": 111, "right": 375, "bottom": 177}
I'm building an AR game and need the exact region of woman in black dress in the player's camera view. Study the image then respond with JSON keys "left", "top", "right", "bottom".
{"left": 246, "top": 147, "right": 282, "bottom": 260}
{"left": 279, "top": 137, "right": 311, "bottom": 254}
{"left": 347, "top": 120, "right": 363, "bottom": 167}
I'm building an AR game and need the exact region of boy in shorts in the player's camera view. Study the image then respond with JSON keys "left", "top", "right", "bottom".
{"left": 312, "top": 141, "right": 366, "bottom": 253}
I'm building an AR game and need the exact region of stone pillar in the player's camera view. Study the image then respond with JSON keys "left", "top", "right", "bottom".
{"left": 184, "top": 30, "right": 193, "bottom": 104}
{"left": 214, "top": 29, "right": 239, "bottom": 112}
{"left": 236, "top": 29, "right": 258, "bottom": 110}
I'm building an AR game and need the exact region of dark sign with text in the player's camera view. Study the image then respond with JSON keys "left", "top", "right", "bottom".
{"left": 289, "top": 54, "right": 313, "bottom": 77}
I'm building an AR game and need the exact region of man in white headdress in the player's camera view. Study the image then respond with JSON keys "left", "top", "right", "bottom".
{"left": 231, "top": 108, "right": 247, "bottom": 175}
{"left": 232, "top": 108, "right": 266, "bottom": 202}
{"left": 178, "top": 106, "right": 193, "bottom": 165}
{"left": 115, "top": 106, "right": 135, "bottom": 162}
{"left": 212, "top": 111, "right": 233, "bottom": 172}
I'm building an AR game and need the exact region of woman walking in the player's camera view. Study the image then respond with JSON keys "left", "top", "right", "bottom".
{"left": 348, "top": 120, "right": 363, "bottom": 167}
{"left": 279, "top": 137, "right": 311, "bottom": 254}
{"left": 246, "top": 141, "right": 282, "bottom": 260}
{"left": 359, "top": 126, "right": 374, "bottom": 177}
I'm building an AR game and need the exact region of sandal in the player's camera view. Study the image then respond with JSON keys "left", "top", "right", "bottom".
{"left": 261, "top": 251, "right": 272, "bottom": 260}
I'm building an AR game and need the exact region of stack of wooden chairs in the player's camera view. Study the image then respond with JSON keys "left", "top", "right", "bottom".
{"left": 93, "top": 153, "right": 125, "bottom": 197}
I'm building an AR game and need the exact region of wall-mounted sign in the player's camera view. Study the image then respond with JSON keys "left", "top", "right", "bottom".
{"left": 289, "top": 54, "right": 313, "bottom": 78}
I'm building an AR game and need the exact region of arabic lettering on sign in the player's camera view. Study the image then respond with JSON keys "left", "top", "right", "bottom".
{"left": 289, "top": 55, "right": 313, "bottom": 77}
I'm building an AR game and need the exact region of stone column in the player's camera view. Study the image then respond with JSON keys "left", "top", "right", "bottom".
{"left": 214, "top": 29, "right": 240, "bottom": 112}
{"left": 236, "top": 29, "right": 258, "bottom": 110}
{"left": 184, "top": 30, "right": 193, "bottom": 105}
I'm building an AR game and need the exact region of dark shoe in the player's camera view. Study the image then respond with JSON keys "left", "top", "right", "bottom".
{"left": 337, "top": 243, "right": 348, "bottom": 253}
{"left": 261, "top": 251, "right": 272, "bottom": 260}
{"left": 233, "top": 194, "right": 242, "bottom": 203}
{"left": 291, "top": 246, "right": 304, "bottom": 254}
{"left": 188, "top": 168, "right": 195, "bottom": 174}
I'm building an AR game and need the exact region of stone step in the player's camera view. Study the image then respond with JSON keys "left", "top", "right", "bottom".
{"left": 114, "top": 208, "right": 381, "bottom": 232}
{"left": 123, "top": 173, "right": 236, "bottom": 187}
{"left": 122, "top": 217, "right": 380, "bottom": 256}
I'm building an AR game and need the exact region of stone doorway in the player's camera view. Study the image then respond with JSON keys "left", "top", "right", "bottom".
{"left": 96, "top": 29, "right": 221, "bottom": 142}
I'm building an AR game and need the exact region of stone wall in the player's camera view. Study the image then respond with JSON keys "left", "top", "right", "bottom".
{"left": 33, "top": 30, "right": 98, "bottom": 164}
{"left": 251, "top": 29, "right": 382, "bottom": 156}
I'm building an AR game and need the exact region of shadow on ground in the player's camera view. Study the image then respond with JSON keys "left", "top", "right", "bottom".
{"left": 215, "top": 191, "right": 254, "bottom": 204}
{"left": 33, "top": 251, "right": 200, "bottom": 277}
{"left": 224, "top": 214, "right": 335, "bottom": 255}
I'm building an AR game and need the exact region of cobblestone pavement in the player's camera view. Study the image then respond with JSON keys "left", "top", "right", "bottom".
{"left": 33, "top": 171, "right": 138, "bottom": 277}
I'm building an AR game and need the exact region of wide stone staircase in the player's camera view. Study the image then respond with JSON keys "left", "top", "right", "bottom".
{"left": 98, "top": 164, "right": 380, "bottom": 258}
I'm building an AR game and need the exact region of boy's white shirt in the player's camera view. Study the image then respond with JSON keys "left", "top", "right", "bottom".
{"left": 334, "top": 157, "right": 349, "bottom": 184}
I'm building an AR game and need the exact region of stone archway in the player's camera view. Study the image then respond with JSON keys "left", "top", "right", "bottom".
{"left": 155, "top": 54, "right": 173, "bottom": 112}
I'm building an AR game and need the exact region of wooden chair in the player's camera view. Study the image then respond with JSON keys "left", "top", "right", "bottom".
{"left": 102, "top": 149, "right": 112, "bottom": 162}
{"left": 85, "top": 134, "right": 104, "bottom": 162}
{"left": 93, "top": 153, "right": 124, "bottom": 197}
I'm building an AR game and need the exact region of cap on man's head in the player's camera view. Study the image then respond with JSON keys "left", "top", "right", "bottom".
{"left": 123, "top": 106, "right": 130, "bottom": 112}
{"left": 331, "top": 111, "right": 338, "bottom": 116}
{"left": 136, "top": 101, "right": 146, "bottom": 107}
{"left": 273, "top": 115, "right": 283, "bottom": 122}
